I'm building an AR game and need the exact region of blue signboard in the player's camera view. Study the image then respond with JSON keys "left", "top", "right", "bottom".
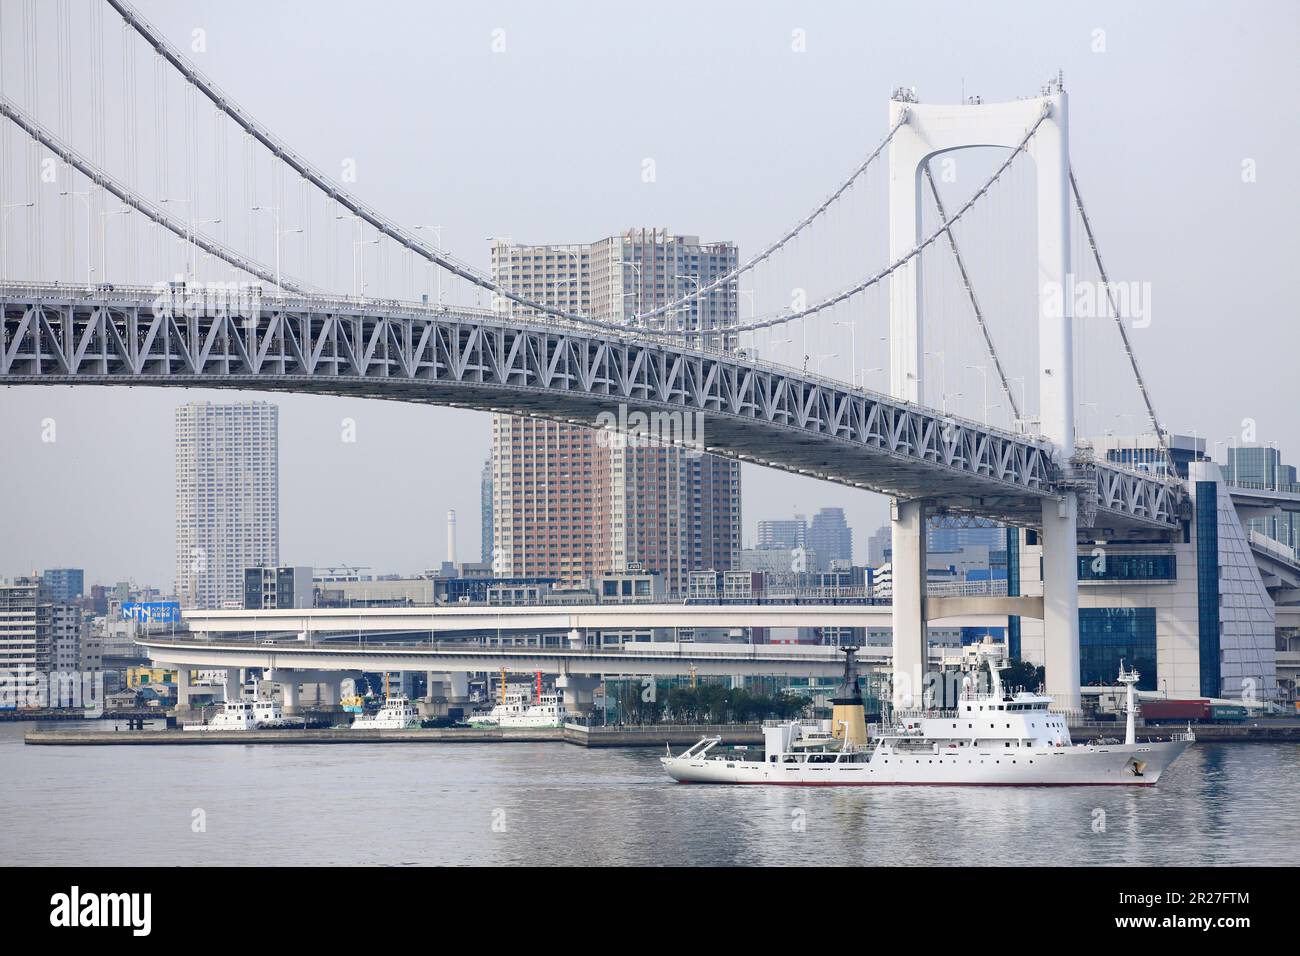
{"left": 122, "top": 601, "right": 181, "bottom": 624}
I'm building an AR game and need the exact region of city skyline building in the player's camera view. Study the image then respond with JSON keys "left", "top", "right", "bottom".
{"left": 174, "top": 401, "right": 280, "bottom": 610}
{"left": 480, "top": 458, "right": 493, "bottom": 565}
{"left": 866, "top": 525, "right": 891, "bottom": 569}
{"left": 927, "top": 516, "right": 1004, "bottom": 555}
{"left": 0, "top": 577, "right": 38, "bottom": 702}
{"left": 1223, "top": 444, "right": 1297, "bottom": 491}
{"left": 38, "top": 568, "right": 84, "bottom": 604}
{"left": 488, "top": 228, "right": 741, "bottom": 591}
{"left": 757, "top": 516, "right": 807, "bottom": 551}
{"left": 1090, "top": 432, "right": 1207, "bottom": 479}
{"left": 808, "top": 507, "right": 853, "bottom": 572}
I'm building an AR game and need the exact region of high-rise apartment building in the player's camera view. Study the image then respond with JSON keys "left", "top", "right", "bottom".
{"left": 35, "top": 601, "right": 83, "bottom": 675}
{"left": 0, "top": 577, "right": 38, "bottom": 700}
{"left": 808, "top": 507, "right": 853, "bottom": 571}
{"left": 927, "top": 516, "right": 1004, "bottom": 554}
{"left": 480, "top": 458, "right": 494, "bottom": 564}
{"left": 867, "top": 524, "right": 891, "bottom": 568}
{"left": 757, "top": 516, "right": 807, "bottom": 551}
{"left": 489, "top": 229, "right": 741, "bottom": 591}
{"left": 39, "top": 568, "right": 84, "bottom": 604}
{"left": 175, "top": 401, "right": 280, "bottom": 609}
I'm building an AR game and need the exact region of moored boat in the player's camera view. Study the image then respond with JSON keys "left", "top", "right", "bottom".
{"left": 349, "top": 694, "right": 420, "bottom": 730}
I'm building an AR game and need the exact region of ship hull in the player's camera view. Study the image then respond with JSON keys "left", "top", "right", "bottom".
{"left": 661, "top": 740, "right": 1190, "bottom": 787}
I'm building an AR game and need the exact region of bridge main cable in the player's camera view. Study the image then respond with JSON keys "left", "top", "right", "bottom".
{"left": 104, "top": 0, "right": 664, "bottom": 338}
{"left": 631, "top": 111, "right": 909, "bottom": 326}
{"left": 0, "top": 93, "right": 310, "bottom": 294}
{"left": 677, "top": 103, "right": 1051, "bottom": 338}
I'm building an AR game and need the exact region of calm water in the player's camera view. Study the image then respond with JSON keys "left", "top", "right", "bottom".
{"left": 3, "top": 723, "right": 1297, "bottom": 866}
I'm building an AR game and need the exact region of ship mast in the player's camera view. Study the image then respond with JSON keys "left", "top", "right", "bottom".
{"left": 1118, "top": 660, "right": 1140, "bottom": 746}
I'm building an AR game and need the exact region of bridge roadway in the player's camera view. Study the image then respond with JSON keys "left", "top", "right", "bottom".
{"left": 140, "top": 601, "right": 1036, "bottom": 678}
{"left": 0, "top": 282, "right": 1181, "bottom": 535}
{"left": 140, "top": 636, "right": 868, "bottom": 679}
{"left": 177, "top": 600, "right": 1034, "bottom": 639}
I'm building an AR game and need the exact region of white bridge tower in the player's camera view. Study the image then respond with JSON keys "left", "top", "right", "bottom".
{"left": 888, "top": 75, "right": 1081, "bottom": 713}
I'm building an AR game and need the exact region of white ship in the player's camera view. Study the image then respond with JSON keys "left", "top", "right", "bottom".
{"left": 182, "top": 696, "right": 294, "bottom": 731}
{"left": 350, "top": 695, "right": 421, "bottom": 730}
{"left": 468, "top": 690, "right": 567, "bottom": 728}
{"left": 514, "top": 693, "right": 568, "bottom": 728}
{"left": 467, "top": 690, "right": 531, "bottom": 727}
{"left": 662, "top": 647, "right": 1194, "bottom": 787}
{"left": 252, "top": 698, "right": 295, "bottom": 728}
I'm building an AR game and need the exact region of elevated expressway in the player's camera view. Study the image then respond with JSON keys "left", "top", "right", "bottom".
{"left": 137, "top": 601, "right": 1037, "bottom": 683}
{"left": 140, "top": 637, "right": 860, "bottom": 680}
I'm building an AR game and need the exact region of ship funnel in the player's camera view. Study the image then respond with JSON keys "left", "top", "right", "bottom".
{"left": 831, "top": 643, "right": 869, "bottom": 750}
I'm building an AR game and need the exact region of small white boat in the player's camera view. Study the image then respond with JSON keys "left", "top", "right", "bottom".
{"left": 467, "top": 690, "right": 531, "bottom": 727}
{"left": 350, "top": 695, "right": 421, "bottom": 730}
{"left": 467, "top": 690, "right": 567, "bottom": 728}
{"left": 513, "top": 694, "right": 568, "bottom": 728}
{"left": 252, "top": 698, "right": 294, "bottom": 728}
{"left": 183, "top": 696, "right": 295, "bottom": 731}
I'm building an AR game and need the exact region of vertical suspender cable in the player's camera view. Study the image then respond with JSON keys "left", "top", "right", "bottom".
{"left": 1070, "top": 167, "right": 1176, "bottom": 476}
{"left": 923, "top": 162, "right": 1020, "bottom": 422}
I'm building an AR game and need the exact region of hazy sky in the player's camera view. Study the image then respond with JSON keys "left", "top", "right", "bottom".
{"left": 1, "top": 0, "right": 1297, "bottom": 588}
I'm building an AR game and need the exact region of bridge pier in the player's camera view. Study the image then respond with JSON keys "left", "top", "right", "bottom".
{"left": 891, "top": 498, "right": 928, "bottom": 708}
{"left": 174, "top": 667, "right": 195, "bottom": 719}
{"left": 419, "top": 670, "right": 453, "bottom": 717}
{"left": 224, "top": 668, "right": 243, "bottom": 702}
{"left": 268, "top": 669, "right": 301, "bottom": 715}
{"left": 1041, "top": 495, "right": 1082, "bottom": 712}
{"left": 314, "top": 674, "right": 342, "bottom": 710}
{"left": 446, "top": 672, "right": 471, "bottom": 716}
{"left": 557, "top": 673, "right": 599, "bottom": 717}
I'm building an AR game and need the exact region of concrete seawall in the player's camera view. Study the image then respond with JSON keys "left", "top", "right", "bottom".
{"left": 23, "top": 721, "right": 1300, "bottom": 747}
{"left": 22, "top": 723, "right": 766, "bottom": 748}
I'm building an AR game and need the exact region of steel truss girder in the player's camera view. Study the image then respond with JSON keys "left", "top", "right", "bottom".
{"left": 0, "top": 288, "right": 1181, "bottom": 531}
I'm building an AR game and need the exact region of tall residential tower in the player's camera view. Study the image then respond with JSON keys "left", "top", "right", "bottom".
{"left": 175, "top": 401, "right": 280, "bottom": 609}
{"left": 488, "top": 229, "right": 741, "bottom": 591}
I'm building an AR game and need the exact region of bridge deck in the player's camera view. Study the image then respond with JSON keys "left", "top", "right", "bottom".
{"left": 2, "top": 283, "right": 1182, "bottom": 533}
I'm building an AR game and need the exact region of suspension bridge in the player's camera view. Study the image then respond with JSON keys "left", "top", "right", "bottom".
{"left": 0, "top": 0, "right": 1190, "bottom": 711}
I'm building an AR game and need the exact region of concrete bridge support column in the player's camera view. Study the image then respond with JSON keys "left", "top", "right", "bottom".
{"left": 556, "top": 674, "right": 599, "bottom": 717}
{"left": 447, "top": 671, "right": 470, "bottom": 702}
{"left": 440, "top": 672, "right": 471, "bottom": 718}
{"left": 224, "top": 668, "right": 243, "bottom": 702}
{"left": 316, "top": 674, "right": 342, "bottom": 710}
{"left": 424, "top": 671, "right": 441, "bottom": 704}
{"left": 174, "top": 667, "right": 194, "bottom": 719}
{"left": 1041, "top": 495, "right": 1081, "bottom": 713}
{"left": 891, "top": 498, "right": 928, "bottom": 708}
{"left": 419, "top": 670, "right": 448, "bottom": 718}
{"left": 268, "top": 670, "right": 301, "bottom": 715}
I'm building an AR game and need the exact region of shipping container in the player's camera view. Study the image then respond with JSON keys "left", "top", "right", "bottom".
{"left": 1209, "top": 705, "right": 1248, "bottom": 723}
{"left": 1140, "top": 698, "right": 1210, "bottom": 722}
